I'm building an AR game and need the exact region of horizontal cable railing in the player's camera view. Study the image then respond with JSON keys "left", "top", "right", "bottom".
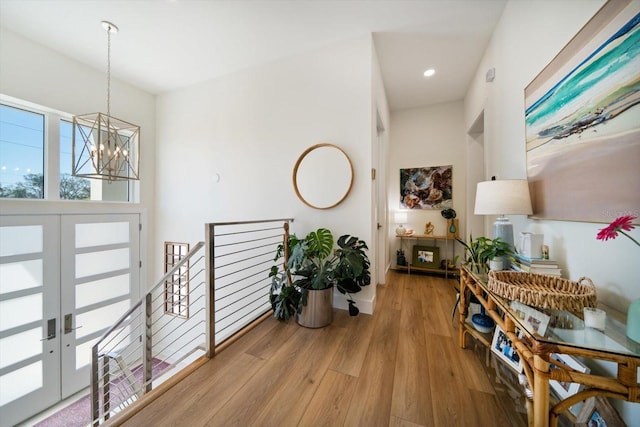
{"left": 91, "top": 219, "right": 292, "bottom": 425}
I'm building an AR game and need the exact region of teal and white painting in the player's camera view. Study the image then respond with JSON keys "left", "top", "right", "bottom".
{"left": 525, "top": 2, "right": 640, "bottom": 223}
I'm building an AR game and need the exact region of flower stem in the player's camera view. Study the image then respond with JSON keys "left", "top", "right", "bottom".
{"left": 620, "top": 230, "right": 640, "bottom": 247}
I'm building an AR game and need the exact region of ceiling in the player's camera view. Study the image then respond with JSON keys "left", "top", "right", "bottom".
{"left": 0, "top": 0, "right": 506, "bottom": 111}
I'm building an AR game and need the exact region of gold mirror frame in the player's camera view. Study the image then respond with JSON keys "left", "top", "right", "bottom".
{"left": 292, "top": 143, "right": 354, "bottom": 210}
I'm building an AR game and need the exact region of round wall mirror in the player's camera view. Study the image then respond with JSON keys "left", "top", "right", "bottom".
{"left": 293, "top": 143, "right": 354, "bottom": 210}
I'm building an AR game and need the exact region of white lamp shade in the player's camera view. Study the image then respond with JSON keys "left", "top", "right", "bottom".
{"left": 474, "top": 180, "right": 533, "bottom": 216}
{"left": 394, "top": 212, "right": 408, "bottom": 224}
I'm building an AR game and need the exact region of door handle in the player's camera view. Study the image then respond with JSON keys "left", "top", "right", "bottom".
{"left": 64, "top": 313, "right": 82, "bottom": 334}
{"left": 41, "top": 318, "right": 56, "bottom": 341}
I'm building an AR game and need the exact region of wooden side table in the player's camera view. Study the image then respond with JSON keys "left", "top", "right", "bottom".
{"left": 458, "top": 265, "right": 640, "bottom": 427}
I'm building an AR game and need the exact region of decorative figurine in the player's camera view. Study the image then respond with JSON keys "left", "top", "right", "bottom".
{"left": 424, "top": 222, "right": 434, "bottom": 235}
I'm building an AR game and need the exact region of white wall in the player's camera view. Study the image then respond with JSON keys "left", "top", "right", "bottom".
{"left": 465, "top": 0, "right": 640, "bottom": 422}
{"left": 0, "top": 27, "right": 156, "bottom": 285}
{"left": 389, "top": 101, "right": 467, "bottom": 267}
{"left": 155, "top": 36, "right": 377, "bottom": 313}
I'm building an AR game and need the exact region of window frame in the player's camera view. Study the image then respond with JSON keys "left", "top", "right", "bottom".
{"left": 0, "top": 95, "right": 137, "bottom": 203}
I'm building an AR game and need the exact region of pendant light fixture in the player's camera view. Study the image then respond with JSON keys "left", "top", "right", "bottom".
{"left": 72, "top": 21, "right": 140, "bottom": 181}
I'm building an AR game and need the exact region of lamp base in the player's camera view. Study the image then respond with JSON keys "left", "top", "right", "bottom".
{"left": 493, "top": 216, "right": 513, "bottom": 268}
{"left": 395, "top": 225, "right": 406, "bottom": 236}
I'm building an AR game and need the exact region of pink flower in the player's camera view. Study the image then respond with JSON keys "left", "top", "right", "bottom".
{"left": 597, "top": 215, "right": 639, "bottom": 246}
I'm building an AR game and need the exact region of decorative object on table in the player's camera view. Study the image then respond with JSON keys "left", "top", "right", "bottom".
{"left": 491, "top": 324, "right": 522, "bottom": 373}
{"left": 472, "top": 305, "right": 495, "bottom": 333}
{"left": 73, "top": 21, "right": 140, "bottom": 182}
{"left": 456, "top": 234, "right": 492, "bottom": 273}
{"left": 518, "top": 232, "right": 544, "bottom": 259}
{"left": 548, "top": 353, "right": 590, "bottom": 401}
{"left": 394, "top": 212, "right": 408, "bottom": 235}
{"left": 575, "top": 395, "right": 626, "bottom": 427}
{"left": 474, "top": 177, "right": 533, "bottom": 268}
{"left": 441, "top": 208, "right": 459, "bottom": 237}
{"left": 583, "top": 307, "right": 606, "bottom": 332}
{"left": 400, "top": 165, "right": 452, "bottom": 209}
{"left": 488, "top": 270, "right": 597, "bottom": 313}
{"left": 509, "top": 301, "right": 550, "bottom": 336}
{"left": 440, "top": 255, "right": 459, "bottom": 270}
{"left": 541, "top": 245, "right": 549, "bottom": 260}
{"left": 482, "top": 237, "right": 514, "bottom": 271}
{"left": 269, "top": 227, "right": 371, "bottom": 326}
{"left": 412, "top": 245, "right": 439, "bottom": 269}
{"left": 396, "top": 248, "right": 407, "bottom": 266}
{"left": 596, "top": 214, "right": 640, "bottom": 343}
{"left": 511, "top": 253, "right": 562, "bottom": 277}
{"left": 525, "top": 0, "right": 639, "bottom": 223}
{"left": 424, "top": 221, "right": 434, "bottom": 235}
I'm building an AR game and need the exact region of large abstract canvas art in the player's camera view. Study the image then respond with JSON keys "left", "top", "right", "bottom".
{"left": 525, "top": 0, "right": 639, "bottom": 223}
{"left": 400, "top": 165, "right": 452, "bottom": 210}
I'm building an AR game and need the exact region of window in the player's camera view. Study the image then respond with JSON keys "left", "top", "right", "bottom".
{"left": 0, "top": 104, "right": 44, "bottom": 199}
{"left": 0, "top": 98, "right": 133, "bottom": 202}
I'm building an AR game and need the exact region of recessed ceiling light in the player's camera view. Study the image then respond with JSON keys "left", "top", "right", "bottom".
{"left": 423, "top": 69, "right": 436, "bottom": 77}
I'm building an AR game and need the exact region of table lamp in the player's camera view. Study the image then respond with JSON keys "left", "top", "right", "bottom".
{"left": 474, "top": 178, "right": 533, "bottom": 262}
{"left": 394, "top": 212, "right": 408, "bottom": 235}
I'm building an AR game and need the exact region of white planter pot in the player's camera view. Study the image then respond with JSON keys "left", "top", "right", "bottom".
{"left": 489, "top": 258, "right": 503, "bottom": 271}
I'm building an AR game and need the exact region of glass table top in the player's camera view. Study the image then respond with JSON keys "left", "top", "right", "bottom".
{"left": 464, "top": 268, "right": 640, "bottom": 358}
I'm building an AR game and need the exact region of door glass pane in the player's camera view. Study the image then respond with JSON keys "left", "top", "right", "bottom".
{"left": 0, "top": 259, "right": 43, "bottom": 294}
{"left": 0, "top": 327, "right": 42, "bottom": 369}
{"left": 75, "top": 248, "right": 130, "bottom": 278}
{"left": 76, "top": 274, "right": 130, "bottom": 308}
{"left": 59, "top": 120, "right": 91, "bottom": 200}
{"left": 75, "top": 221, "right": 130, "bottom": 248}
{"left": 0, "top": 104, "right": 44, "bottom": 199}
{"left": 0, "top": 361, "right": 43, "bottom": 405}
{"left": 75, "top": 338, "right": 99, "bottom": 370}
{"left": 0, "top": 225, "right": 42, "bottom": 257}
{"left": 75, "top": 300, "right": 129, "bottom": 339}
{"left": 0, "top": 293, "right": 42, "bottom": 332}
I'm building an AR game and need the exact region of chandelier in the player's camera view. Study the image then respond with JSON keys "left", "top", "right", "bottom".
{"left": 72, "top": 21, "right": 140, "bottom": 181}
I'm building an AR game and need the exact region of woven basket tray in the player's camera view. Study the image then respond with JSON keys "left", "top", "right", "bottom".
{"left": 487, "top": 271, "right": 597, "bottom": 313}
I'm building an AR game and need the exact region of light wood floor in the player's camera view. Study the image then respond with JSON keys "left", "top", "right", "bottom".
{"left": 120, "top": 271, "right": 520, "bottom": 427}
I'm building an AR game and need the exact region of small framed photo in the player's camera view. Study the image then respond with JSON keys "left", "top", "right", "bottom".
{"left": 575, "top": 395, "right": 626, "bottom": 427}
{"left": 412, "top": 245, "right": 439, "bottom": 269}
{"left": 491, "top": 325, "right": 523, "bottom": 373}
{"left": 510, "top": 301, "right": 551, "bottom": 337}
{"left": 549, "top": 353, "right": 590, "bottom": 401}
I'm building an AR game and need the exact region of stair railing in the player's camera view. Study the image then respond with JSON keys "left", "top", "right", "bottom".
{"left": 90, "top": 218, "right": 292, "bottom": 426}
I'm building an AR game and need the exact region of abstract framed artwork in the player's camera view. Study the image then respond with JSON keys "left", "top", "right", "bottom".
{"left": 525, "top": 0, "right": 640, "bottom": 224}
{"left": 400, "top": 165, "right": 452, "bottom": 209}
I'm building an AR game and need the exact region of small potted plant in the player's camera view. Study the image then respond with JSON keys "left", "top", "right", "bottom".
{"left": 455, "top": 234, "right": 491, "bottom": 273}
{"left": 481, "top": 237, "right": 514, "bottom": 271}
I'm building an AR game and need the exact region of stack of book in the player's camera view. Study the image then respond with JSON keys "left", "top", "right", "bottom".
{"left": 511, "top": 254, "right": 561, "bottom": 277}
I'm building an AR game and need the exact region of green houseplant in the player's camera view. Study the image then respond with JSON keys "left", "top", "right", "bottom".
{"left": 455, "top": 234, "right": 491, "bottom": 272}
{"left": 480, "top": 237, "right": 514, "bottom": 271}
{"left": 269, "top": 227, "right": 371, "bottom": 327}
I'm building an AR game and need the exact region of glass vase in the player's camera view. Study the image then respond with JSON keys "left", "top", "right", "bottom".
{"left": 627, "top": 298, "right": 640, "bottom": 343}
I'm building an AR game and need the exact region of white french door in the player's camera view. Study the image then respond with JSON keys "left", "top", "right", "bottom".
{"left": 0, "top": 216, "right": 60, "bottom": 427}
{"left": 0, "top": 213, "right": 140, "bottom": 426}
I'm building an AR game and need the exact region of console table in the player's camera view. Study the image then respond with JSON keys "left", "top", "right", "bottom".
{"left": 459, "top": 265, "right": 640, "bottom": 427}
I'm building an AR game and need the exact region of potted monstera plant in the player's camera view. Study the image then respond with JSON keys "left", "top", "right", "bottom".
{"left": 269, "top": 227, "right": 371, "bottom": 328}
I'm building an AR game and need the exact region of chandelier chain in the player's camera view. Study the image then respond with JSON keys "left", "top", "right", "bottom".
{"left": 107, "top": 25, "right": 111, "bottom": 119}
